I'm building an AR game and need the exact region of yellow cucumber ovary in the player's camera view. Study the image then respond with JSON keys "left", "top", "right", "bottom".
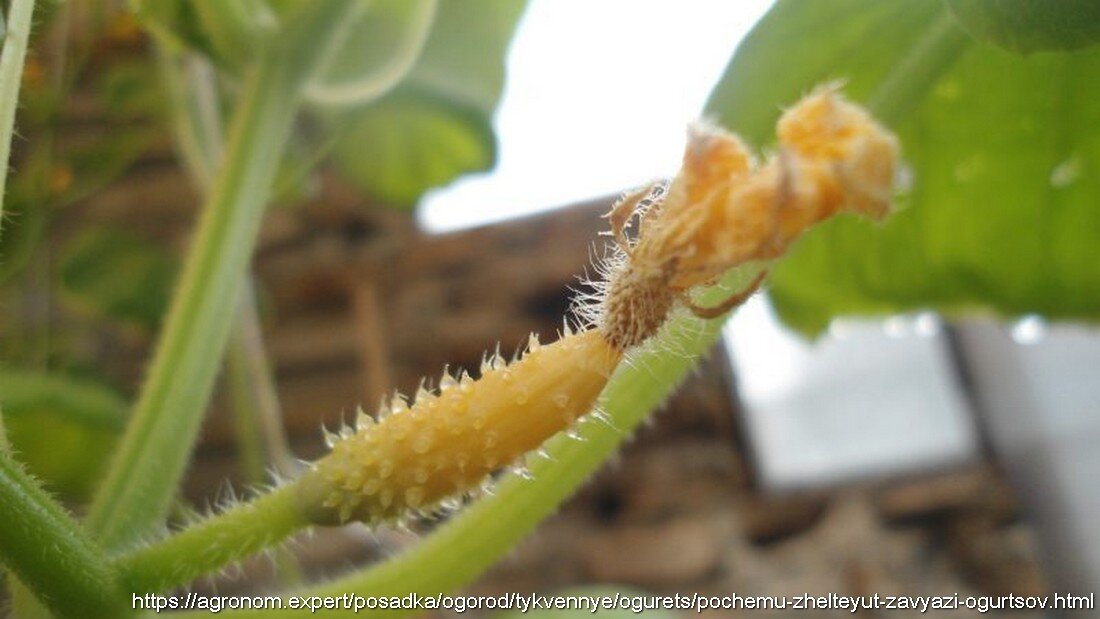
{"left": 298, "top": 330, "right": 621, "bottom": 524}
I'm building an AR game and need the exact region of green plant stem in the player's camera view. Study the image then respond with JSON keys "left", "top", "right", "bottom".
{"left": 163, "top": 47, "right": 299, "bottom": 483}
{"left": 867, "top": 7, "right": 972, "bottom": 126}
{"left": 0, "top": 450, "right": 124, "bottom": 618}
{"left": 0, "top": 0, "right": 36, "bottom": 449}
{"left": 86, "top": 1, "right": 357, "bottom": 551}
{"left": 0, "top": 0, "right": 34, "bottom": 227}
{"left": 173, "top": 44, "right": 307, "bottom": 587}
{"left": 160, "top": 50, "right": 225, "bottom": 190}
{"left": 108, "top": 340, "right": 305, "bottom": 594}
{"left": 228, "top": 280, "right": 299, "bottom": 481}
{"left": 115, "top": 484, "right": 306, "bottom": 594}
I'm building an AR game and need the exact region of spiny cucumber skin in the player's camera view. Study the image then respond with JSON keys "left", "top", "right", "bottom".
{"left": 298, "top": 330, "right": 621, "bottom": 525}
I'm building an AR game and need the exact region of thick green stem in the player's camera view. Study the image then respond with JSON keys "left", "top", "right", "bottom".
{"left": 115, "top": 484, "right": 306, "bottom": 594}
{"left": 172, "top": 44, "right": 306, "bottom": 587}
{"left": 86, "top": 1, "right": 357, "bottom": 551}
{"left": 0, "top": 451, "right": 124, "bottom": 618}
{"left": 86, "top": 54, "right": 298, "bottom": 549}
{"left": 163, "top": 48, "right": 299, "bottom": 483}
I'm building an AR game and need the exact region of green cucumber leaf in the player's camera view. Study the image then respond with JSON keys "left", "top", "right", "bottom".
{"left": 947, "top": 0, "right": 1100, "bottom": 54}
{"left": 706, "top": 0, "right": 1100, "bottom": 335}
{"left": 328, "top": 0, "right": 526, "bottom": 207}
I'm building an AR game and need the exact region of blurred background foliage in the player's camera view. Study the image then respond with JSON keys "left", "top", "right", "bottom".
{"left": 135, "top": 0, "right": 523, "bottom": 207}
{"left": 0, "top": 0, "right": 525, "bottom": 500}
{"left": 706, "top": 0, "right": 1100, "bottom": 336}
{"left": 1, "top": 0, "right": 1098, "bottom": 508}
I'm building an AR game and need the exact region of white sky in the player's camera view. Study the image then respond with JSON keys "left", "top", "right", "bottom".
{"left": 419, "top": 0, "right": 773, "bottom": 232}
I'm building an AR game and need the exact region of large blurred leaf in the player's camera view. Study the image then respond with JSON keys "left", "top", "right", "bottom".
{"left": 332, "top": 88, "right": 494, "bottom": 205}
{"left": 947, "top": 0, "right": 1100, "bottom": 54}
{"left": 706, "top": 0, "right": 1100, "bottom": 336}
{"left": 59, "top": 228, "right": 177, "bottom": 333}
{"left": 329, "top": 0, "right": 527, "bottom": 207}
{"left": 306, "top": 0, "right": 437, "bottom": 107}
{"left": 0, "top": 371, "right": 126, "bottom": 499}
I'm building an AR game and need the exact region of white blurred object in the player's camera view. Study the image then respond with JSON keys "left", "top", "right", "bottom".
{"left": 419, "top": 0, "right": 773, "bottom": 233}
{"left": 723, "top": 297, "right": 980, "bottom": 490}
{"left": 954, "top": 319, "right": 1100, "bottom": 601}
